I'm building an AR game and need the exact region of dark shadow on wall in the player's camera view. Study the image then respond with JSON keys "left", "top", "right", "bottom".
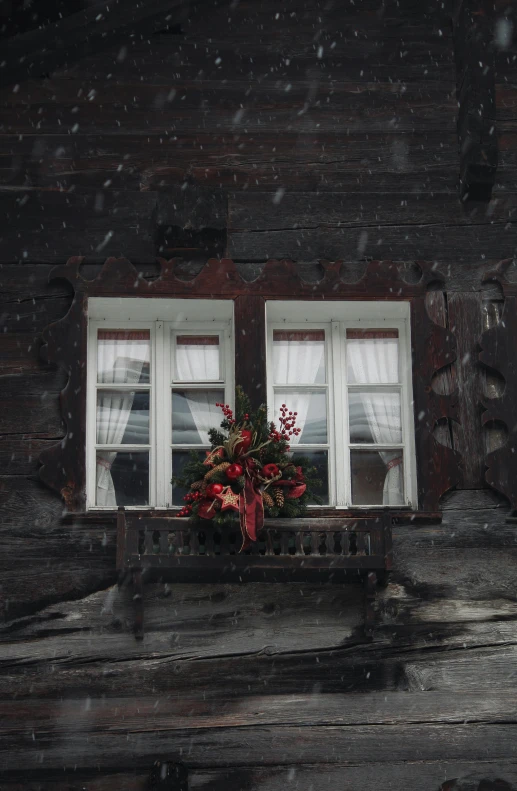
{"left": 441, "top": 778, "right": 514, "bottom": 791}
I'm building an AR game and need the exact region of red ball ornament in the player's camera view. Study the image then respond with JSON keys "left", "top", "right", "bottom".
{"left": 261, "top": 463, "right": 280, "bottom": 479}
{"left": 226, "top": 463, "right": 244, "bottom": 480}
{"left": 206, "top": 482, "right": 224, "bottom": 498}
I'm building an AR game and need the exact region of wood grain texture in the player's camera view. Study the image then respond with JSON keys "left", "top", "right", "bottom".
{"left": 1, "top": 764, "right": 517, "bottom": 791}
{"left": 0, "top": 0, "right": 516, "bottom": 786}
{"left": 448, "top": 293, "right": 486, "bottom": 488}
{"left": 479, "top": 262, "right": 517, "bottom": 510}
{"left": 453, "top": 0, "right": 498, "bottom": 199}
{"left": 2, "top": 0, "right": 192, "bottom": 88}
{"left": 234, "top": 294, "right": 266, "bottom": 410}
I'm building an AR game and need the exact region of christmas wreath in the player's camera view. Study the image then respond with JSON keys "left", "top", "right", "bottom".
{"left": 173, "top": 387, "right": 321, "bottom": 550}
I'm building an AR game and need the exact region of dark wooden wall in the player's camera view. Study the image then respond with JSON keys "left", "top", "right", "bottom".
{"left": 1, "top": 0, "right": 517, "bottom": 788}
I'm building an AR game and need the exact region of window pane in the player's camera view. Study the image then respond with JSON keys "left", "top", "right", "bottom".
{"left": 274, "top": 390, "right": 327, "bottom": 445}
{"left": 172, "top": 389, "right": 225, "bottom": 444}
{"left": 96, "top": 390, "right": 150, "bottom": 445}
{"left": 97, "top": 330, "right": 150, "bottom": 384}
{"left": 172, "top": 450, "right": 204, "bottom": 507}
{"left": 348, "top": 391, "right": 402, "bottom": 444}
{"left": 175, "top": 335, "right": 220, "bottom": 381}
{"left": 96, "top": 451, "right": 149, "bottom": 506}
{"left": 272, "top": 330, "right": 326, "bottom": 384}
{"left": 350, "top": 450, "right": 404, "bottom": 506}
{"left": 346, "top": 329, "right": 399, "bottom": 384}
{"left": 292, "top": 449, "right": 329, "bottom": 505}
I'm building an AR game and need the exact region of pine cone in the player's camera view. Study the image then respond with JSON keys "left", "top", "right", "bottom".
{"left": 262, "top": 490, "right": 275, "bottom": 508}
{"left": 204, "top": 461, "right": 231, "bottom": 481}
{"left": 272, "top": 487, "right": 284, "bottom": 508}
{"left": 191, "top": 480, "right": 203, "bottom": 491}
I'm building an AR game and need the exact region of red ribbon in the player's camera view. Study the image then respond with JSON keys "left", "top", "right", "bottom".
{"left": 238, "top": 459, "right": 264, "bottom": 551}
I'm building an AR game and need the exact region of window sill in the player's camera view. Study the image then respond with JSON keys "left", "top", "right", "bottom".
{"left": 63, "top": 508, "right": 441, "bottom": 525}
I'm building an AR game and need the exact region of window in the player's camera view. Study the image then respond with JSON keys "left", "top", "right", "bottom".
{"left": 266, "top": 301, "right": 417, "bottom": 508}
{"left": 86, "top": 295, "right": 415, "bottom": 511}
{"left": 87, "top": 298, "right": 234, "bottom": 509}
{"left": 42, "top": 257, "right": 454, "bottom": 516}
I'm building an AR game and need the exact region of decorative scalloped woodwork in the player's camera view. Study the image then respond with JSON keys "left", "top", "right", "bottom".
{"left": 40, "top": 256, "right": 460, "bottom": 512}
{"left": 43, "top": 256, "right": 445, "bottom": 299}
{"left": 411, "top": 299, "right": 461, "bottom": 511}
{"left": 480, "top": 259, "right": 517, "bottom": 511}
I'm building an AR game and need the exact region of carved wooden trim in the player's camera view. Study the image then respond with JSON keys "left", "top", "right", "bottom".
{"left": 411, "top": 299, "right": 461, "bottom": 511}
{"left": 480, "top": 259, "right": 517, "bottom": 510}
{"left": 40, "top": 256, "right": 459, "bottom": 512}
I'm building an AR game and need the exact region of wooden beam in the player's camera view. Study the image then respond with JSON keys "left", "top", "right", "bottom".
{"left": 1, "top": 0, "right": 193, "bottom": 87}
{"left": 453, "top": 0, "right": 498, "bottom": 200}
{"left": 234, "top": 294, "right": 267, "bottom": 412}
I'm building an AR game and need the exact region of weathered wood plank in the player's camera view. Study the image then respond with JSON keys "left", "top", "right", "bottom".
{"left": 453, "top": 0, "right": 498, "bottom": 199}
{"left": 440, "top": 488, "right": 506, "bottom": 510}
{"left": 0, "top": 334, "right": 46, "bottom": 375}
{"left": 229, "top": 192, "right": 517, "bottom": 230}
{"left": 0, "top": 294, "right": 72, "bottom": 333}
{"left": 3, "top": 540, "right": 517, "bottom": 659}
{"left": 0, "top": 191, "right": 157, "bottom": 264}
{"left": 234, "top": 294, "right": 266, "bottom": 410}
{"left": 0, "top": 77, "right": 459, "bottom": 137}
{"left": 0, "top": 372, "right": 65, "bottom": 433}
{"left": 45, "top": 27, "right": 455, "bottom": 84}
{"left": 2, "top": 0, "right": 192, "bottom": 88}
{"left": 0, "top": 129, "right": 468, "bottom": 197}
{"left": 1, "top": 722, "right": 516, "bottom": 772}
{"left": 2, "top": 762, "right": 517, "bottom": 791}
{"left": 2, "top": 620, "right": 517, "bottom": 701}
{"left": 0, "top": 436, "right": 62, "bottom": 475}
{"left": 1, "top": 691, "right": 516, "bottom": 737}
{"left": 191, "top": 763, "right": 517, "bottom": 791}
{"left": 228, "top": 224, "right": 515, "bottom": 264}
{"left": 394, "top": 511, "right": 517, "bottom": 549}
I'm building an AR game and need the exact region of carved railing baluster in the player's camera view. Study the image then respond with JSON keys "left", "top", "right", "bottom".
{"left": 189, "top": 527, "right": 198, "bottom": 555}
{"left": 144, "top": 530, "right": 154, "bottom": 555}
{"left": 159, "top": 530, "right": 169, "bottom": 555}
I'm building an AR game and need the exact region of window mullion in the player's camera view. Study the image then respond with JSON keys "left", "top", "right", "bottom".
{"left": 331, "top": 320, "right": 346, "bottom": 506}
{"left": 400, "top": 318, "right": 415, "bottom": 507}
{"left": 154, "top": 322, "right": 165, "bottom": 507}
{"left": 86, "top": 320, "right": 98, "bottom": 509}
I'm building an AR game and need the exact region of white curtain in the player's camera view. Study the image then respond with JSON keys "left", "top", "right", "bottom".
{"left": 96, "top": 332, "right": 149, "bottom": 506}
{"left": 273, "top": 333, "right": 325, "bottom": 443}
{"left": 176, "top": 338, "right": 221, "bottom": 445}
{"left": 347, "top": 334, "right": 403, "bottom": 505}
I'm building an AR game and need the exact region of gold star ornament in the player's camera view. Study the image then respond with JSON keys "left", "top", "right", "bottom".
{"left": 216, "top": 486, "right": 240, "bottom": 512}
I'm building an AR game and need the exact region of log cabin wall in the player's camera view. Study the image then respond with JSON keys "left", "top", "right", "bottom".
{"left": 1, "top": 0, "right": 516, "bottom": 788}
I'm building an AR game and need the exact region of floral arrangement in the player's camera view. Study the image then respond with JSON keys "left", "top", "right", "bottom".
{"left": 173, "top": 387, "right": 321, "bottom": 550}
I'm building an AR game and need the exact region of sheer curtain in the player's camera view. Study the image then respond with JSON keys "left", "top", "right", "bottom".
{"left": 176, "top": 336, "right": 221, "bottom": 444}
{"left": 347, "top": 332, "right": 403, "bottom": 505}
{"left": 273, "top": 331, "right": 325, "bottom": 442}
{"left": 96, "top": 331, "right": 149, "bottom": 506}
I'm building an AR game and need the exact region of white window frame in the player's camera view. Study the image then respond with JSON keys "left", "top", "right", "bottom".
{"left": 266, "top": 300, "right": 417, "bottom": 509}
{"left": 86, "top": 298, "right": 234, "bottom": 510}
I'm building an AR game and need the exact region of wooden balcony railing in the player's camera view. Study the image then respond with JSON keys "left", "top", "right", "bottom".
{"left": 116, "top": 508, "right": 392, "bottom": 638}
